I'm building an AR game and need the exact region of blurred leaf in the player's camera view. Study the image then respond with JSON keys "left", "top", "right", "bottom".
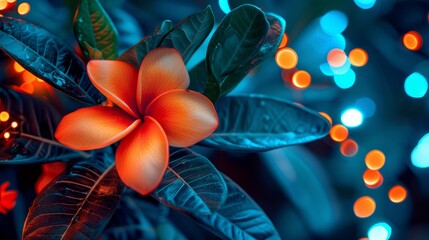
{"left": 22, "top": 150, "right": 125, "bottom": 239}
{"left": 0, "top": 17, "right": 103, "bottom": 104}
{"left": 156, "top": 220, "right": 187, "bottom": 240}
{"left": 118, "top": 20, "right": 171, "bottom": 69}
{"left": 159, "top": 6, "right": 215, "bottom": 64}
{"left": 0, "top": 89, "right": 90, "bottom": 165}
{"left": 199, "top": 95, "right": 331, "bottom": 151}
{"left": 84, "top": 42, "right": 104, "bottom": 60}
{"left": 204, "top": 4, "right": 269, "bottom": 101}
{"left": 152, "top": 148, "right": 227, "bottom": 215}
{"left": 73, "top": 0, "right": 119, "bottom": 60}
{"left": 194, "top": 174, "right": 280, "bottom": 240}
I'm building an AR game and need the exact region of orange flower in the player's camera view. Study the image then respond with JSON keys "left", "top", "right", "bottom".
{"left": 0, "top": 181, "right": 18, "bottom": 214}
{"left": 55, "top": 48, "right": 218, "bottom": 195}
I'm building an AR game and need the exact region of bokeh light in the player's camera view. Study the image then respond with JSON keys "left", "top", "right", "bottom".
{"left": 402, "top": 31, "right": 423, "bottom": 51}
{"left": 327, "top": 48, "right": 347, "bottom": 67}
{"left": 330, "top": 124, "right": 348, "bottom": 142}
{"left": 363, "top": 169, "right": 382, "bottom": 185}
{"left": 275, "top": 48, "right": 298, "bottom": 69}
{"left": 388, "top": 185, "right": 407, "bottom": 203}
{"left": 340, "top": 139, "right": 358, "bottom": 157}
{"left": 341, "top": 108, "right": 363, "bottom": 127}
{"left": 11, "top": 121, "right": 18, "bottom": 128}
{"left": 353, "top": 196, "right": 376, "bottom": 218}
{"left": 3, "top": 132, "right": 10, "bottom": 139}
{"left": 355, "top": 97, "right": 376, "bottom": 118}
{"left": 334, "top": 68, "right": 356, "bottom": 89}
{"left": 17, "top": 2, "right": 30, "bottom": 15}
{"left": 218, "top": 0, "right": 231, "bottom": 14}
{"left": 404, "top": 72, "right": 428, "bottom": 98}
{"left": 411, "top": 134, "right": 429, "bottom": 168}
{"left": 349, "top": 48, "right": 368, "bottom": 67}
{"left": 368, "top": 222, "right": 392, "bottom": 240}
{"left": 0, "top": 0, "right": 8, "bottom": 10}
{"left": 320, "top": 10, "right": 348, "bottom": 35}
{"left": 365, "top": 150, "right": 385, "bottom": 170}
{"left": 292, "top": 70, "right": 311, "bottom": 89}
{"left": 354, "top": 0, "right": 376, "bottom": 10}
{"left": 0, "top": 111, "right": 10, "bottom": 122}
{"left": 279, "top": 33, "right": 288, "bottom": 49}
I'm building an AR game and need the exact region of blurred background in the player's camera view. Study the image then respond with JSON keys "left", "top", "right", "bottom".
{"left": 1, "top": 0, "right": 429, "bottom": 239}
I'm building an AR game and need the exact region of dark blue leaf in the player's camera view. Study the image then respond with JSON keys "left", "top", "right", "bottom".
{"left": 0, "top": 17, "right": 104, "bottom": 104}
{"left": 199, "top": 94, "right": 331, "bottom": 151}
{"left": 22, "top": 150, "right": 125, "bottom": 239}
{"left": 0, "top": 88, "right": 91, "bottom": 165}
{"left": 193, "top": 174, "right": 280, "bottom": 240}
{"left": 152, "top": 148, "right": 227, "bottom": 215}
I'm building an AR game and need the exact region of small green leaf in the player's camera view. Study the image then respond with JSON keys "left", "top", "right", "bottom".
{"left": 74, "top": 0, "right": 119, "bottom": 60}
{"left": 0, "top": 17, "right": 104, "bottom": 104}
{"left": 84, "top": 41, "right": 104, "bottom": 60}
{"left": 204, "top": 4, "right": 269, "bottom": 101}
{"left": 199, "top": 95, "right": 331, "bottom": 151}
{"left": 159, "top": 6, "right": 215, "bottom": 64}
{"left": 152, "top": 148, "right": 227, "bottom": 215}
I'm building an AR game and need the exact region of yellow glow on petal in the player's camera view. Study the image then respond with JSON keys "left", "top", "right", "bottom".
{"left": 17, "top": 2, "right": 30, "bottom": 15}
{"left": 0, "top": 111, "right": 10, "bottom": 122}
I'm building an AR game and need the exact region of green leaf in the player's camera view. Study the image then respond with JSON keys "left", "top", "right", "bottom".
{"left": 204, "top": 4, "right": 269, "bottom": 101}
{"left": 152, "top": 148, "right": 227, "bottom": 215}
{"left": 0, "top": 17, "right": 104, "bottom": 104}
{"left": 188, "top": 60, "right": 209, "bottom": 93}
{"left": 84, "top": 41, "right": 104, "bottom": 60}
{"left": 73, "top": 0, "right": 119, "bottom": 60}
{"left": 0, "top": 88, "right": 91, "bottom": 165}
{"left": 22, "top": 150, "right": 125, "bottom": 239}
{"left": 159, "top": 6, "right": 215, "bottom": 64}
{"left": 193, "top": 174, "right": 281, "bottom": 240}
{"left": 199, "top": 95, "right": 331, "bottom": 151}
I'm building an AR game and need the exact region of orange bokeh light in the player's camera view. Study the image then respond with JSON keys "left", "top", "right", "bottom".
{"left": 349, "top": 48, "right": 368, "bottom": 67}
{"left": 389, "top": 185, "right": 407, "bottom": 203}
{"left": 275, "top": 48, "right": 298, "bottom": 69}
{"left": 17, "top": 2, "right": 30, "bottom": 15}
{"left": 278, "top": 33, "right": 288, "bottom": 49}
{"left": 330, "top": 124, "right": 348, "bottom": 142}
{"left": 319, "top": 112, "right": 332, "bottom": 126}
{"left": 0, "top": 111, "right": 9, "bottom": 122}
{"left": 292, "top": 70, "right": 311, "bottom": 89}
{"left": 0, "top": 0, "right": 7, "bottom": 10}
{"left": 403, "top": 31, "right": 423, "bottom": 51}
{"left": 340, "top": 139, "right": 358, "bottom": 157}
{"left": 13, "top": 61, "right": 25, "bottom": 73}
{"left": 365, "top": 149, "right": 385, "bottom": 170}
{"left": 363, "top": 169, "right": 382, "bottom": 185}
{"left": 353, "top": 196, "right": 376, "bottom": 218}
{"left": 327, "top": 48, "right": 347, "bottom": 67}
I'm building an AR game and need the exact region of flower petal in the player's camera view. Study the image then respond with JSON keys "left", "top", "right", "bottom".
{"left": 0, "top": 205, "right": 6, "bottom": 214}
{"left": 0, "top": 181, "right": 10, "bottom": 193}
{"left": 88, "top": 60, "right": 139, "bottom": 118}
{"left": 146, "top": 89, "right": 218, "bottom": 147}
{"left": 55, "top": 106, "right": 141, "bottom": 150}
{"left": 1, "top": 190, "right": 18, "bottom": 210}
{"left": 116, "top": 116, "right": 168, "bottom": 195}
{"left": 137, "top": 48, "right": 190, "bottom": 113}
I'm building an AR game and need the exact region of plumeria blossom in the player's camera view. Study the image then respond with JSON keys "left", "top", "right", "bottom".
{"left": 55, "top": 48, "right": 218, "bottom": 195}
{"left": 0, "top": 181, "right": 18, "bottom": 215}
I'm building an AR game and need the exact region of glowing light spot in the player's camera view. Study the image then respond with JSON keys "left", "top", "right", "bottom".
{"left": 354, "top": 0, "right": 376, "bottom": 9}
{"left": 403, "top": 31, "right": 423, "bottom": 51}
{"left": 0, "top": 0, "right": 8, "bottom": 10}
{"left": 13, "top": 61, "right": 25, "bottom": 73}
{"left": 20, "top": 82, "right": 34, "bottom": 94}
{"left": 275, "top": 48, "right": 298, "bottom": 69}
{"left": 389, "top": 185, "right": 407, "bottom": 203}
{"left": 0, "top": 111, "right": 10, "bottom": 122}
{"left": 3, "top": 132, "right": 10, "bottom": 139}
{"left": 218, "top": 0, "right": 231, "bottom": 14}
{"left": 404, "top": 72, "right": 428, "bottom": 98}
{"left": 7, "top": 0, "right": 16, "bottom": 3}
{"left": 320, "top": 10, "right": 348, "bottom": 35}
{"left": 340, "top": 139, "right": 358, "bottom": 157}
{"left": 22, "top": 70, "right": 37, "bottom": 83}
{"left": 355, "top": 97, "right": 376, "bottom": 118}
{"left": 11, "top": 121, "right": 18, "bottom": 128}
{"left": 17, "top": 2, "right": 30, "bottom": 15}
{"left": 292, "top": 70, "right": 311, "bottom": 89}
{"left": 319, "top": 112, "right": 332, "bottom": 125}
{"left": 320, "top": 63, "right": 334, "bottom": 76}
{"left": 330, "top": 124, "right": 349, "bottom": 142}
{"left": 363, "top": 169, "right": 384, "bottom": 188}
{"left": 353, "top": 196, "right": 376, "bottom": 218}
{"left": 349, "top": 48, "right": 368, "bottom": 67}
{"left": 331, "top": 58, "right": 351, "bottom": 75}
{"left": 368, "top": 222, "right": 392, "bottom": 240}
{"left": 365, "top": 150, "right": 385, "bottom": 170}
{"left": 411, "top": 135, "right": 429, "bottom": 168}
{"left": 341, "top": 108, "right": 363, "bottom": 127}
{"left": 334, "top": 68, "right": 356, "bottom": 89}
{"left": 327, "top": 48, "right": 347, "bottom": 67}
{"left": 279, "top": 33, "right": 288, "bottom": 49}
{"left": 36, "top": 78, "right": 44, "bottom": 82}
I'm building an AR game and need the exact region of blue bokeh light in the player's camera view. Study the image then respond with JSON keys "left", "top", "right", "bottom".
{"left": 354, "top": 0, "right": 376, "bottom": 9}
{"left": 412, "top": 133, "right": 429, "bottom": 168}
{"left": 218, "top": 0, "right": 231, "bottom": 14}
{"left": 355, "top": 97, "right": 376, "bottom": 118}
{"left": 404, "top": 72, "right": 428, "bottom": 98}
{"left": 341, "top": 108, "right": 363, "bottom": 127}
{"left": 368, "top": 222, "right": 392, "bottom": 240}
{"left": 320, "top": 10, "right": 348, "bottom": 35}
{"left": 334, "top": 68, "right": 356, "bottom": 89}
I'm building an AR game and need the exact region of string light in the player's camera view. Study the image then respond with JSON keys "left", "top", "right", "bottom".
{"left": 11, "top": 121, "right": 18, "bottom": 128}
{"left": 0, "top": 111, "right": 9, "bottom": 122}
{"left": 3, "top": 132, "right": 10, "bottom": 139}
